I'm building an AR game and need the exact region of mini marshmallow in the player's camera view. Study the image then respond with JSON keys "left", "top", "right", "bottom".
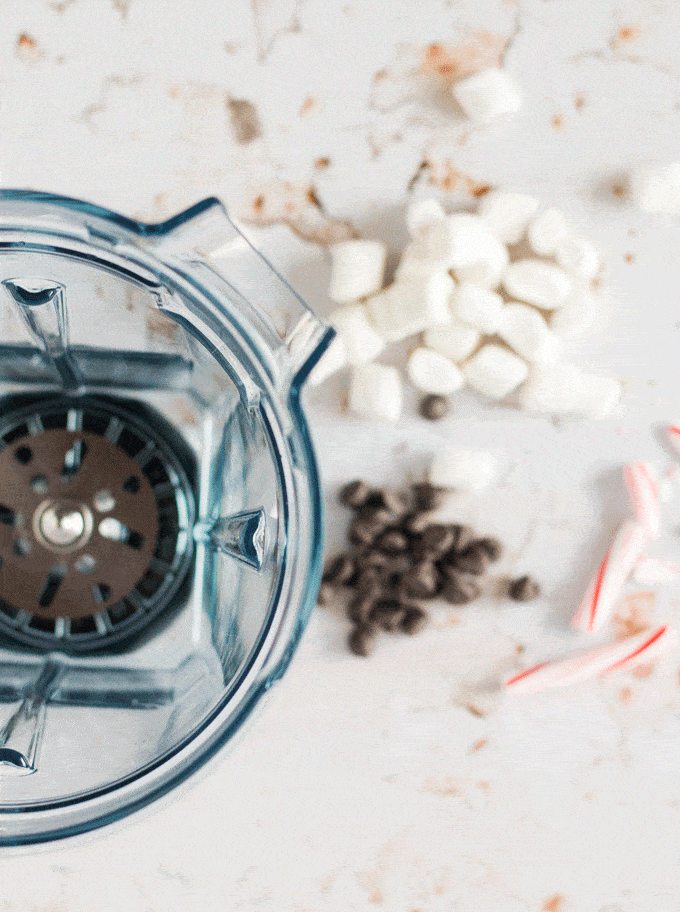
{"left": 549, "top": 286, "right": 600, "bottom": 339}
{"left": 452, "top": 283, "right": 504, "bottom": 334}
{"left": 406, "top": 347, "right": 464, "bottom": 395}
{"left": 527, "top": 207, "right": 569, "bottom": 256}
{"left": 423, "top": 320, "right": 480, "bottom": 363}
{"left": 329, "top": 303, "right": 385, "bottom": 365}
{"left": 629, "top": 162, "right": 680, "bottom": 214}
{"left": 328, "top": 240, "right": 387, "bottom": 304}
{"left": 367, "top": 272, "right": 453, "bottom": 342}
{"left": 419, "top": 214, "right": 501, "bottom": 269}
{"left": 429, "top": 446, "right": 499, "bottom": 492}
{"left": 462, "top": 344, "right": 529, "bottom": 399}
{"left": 453, "top": 231, "right": 509, "bottom": 289}
{"left": 308, "top": 335, "right": 347, "bottom": 386}
{"left": 497, "top": 302, "right": 560, "bottom": 364}
{"left": 503, "top": 259, "right": 573, "bottom": 310}
{"left": 348, "top": 363, "right": 403, "bottom": 421}
{"left": 406, "top": 198, "right": 445, "bottom": 238}
{"left": 478, "top": 191, "right": 540, "bottom": 244}
{"left": 518, "top": 361, "right": 622, "bottom": 417}
{"left": 452, "top": 67, "right": 522, "bottom": 125}
{"left": 555, "top": 235, "right": 600, "bottom": 281}
{"left": 394, "top": 240, "right": 441, "bottom": 280}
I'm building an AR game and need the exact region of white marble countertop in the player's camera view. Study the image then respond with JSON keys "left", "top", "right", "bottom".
{"left": 2, "top": 0, "right": 680, "bottom": 909}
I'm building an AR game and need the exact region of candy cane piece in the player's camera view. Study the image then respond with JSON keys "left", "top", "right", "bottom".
{"left": 622, "top": 461, "right": 661, "bottom": 538}
{"left": 506, "top": 625, "right": 676, "bottom": 694}
{"left": 633, "top": 557, "right": 680, "bottom": 586}
{"left": 667, "top": 424, "right": 680, "bottom": 459}
{"left": 571, "top": 521, "right": 648, "bottom": 633}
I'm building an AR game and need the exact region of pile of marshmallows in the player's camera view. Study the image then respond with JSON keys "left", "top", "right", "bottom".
{"left": 311, "top": 192, "right": 621, "bottom": 421}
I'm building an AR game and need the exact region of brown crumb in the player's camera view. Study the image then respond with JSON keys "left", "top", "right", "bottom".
{"left": 16, "top": 32, "right": 42, "bottom": 62}
{"left": 463, "top": 703, "right": 487, "bottom": 718}
{"left": 315, "top": 157, "right": 331, "bottom": 169}
{"left": 619, "top": 686, "right": 633, "bottom": 703}
{"left": 17, "top": 32, "right": 36, "bottom": 49}
{"left": 551, "top": 114, "right": 564, "bottom": 129}
{"left": 612, "top": 183, "right": 627, "bottom": 199}
{"left": 477, "top": 780, "right": 490, "bottom": 792}
{"left": 226, "top": 97, "right": 262, "bottom": 145}
{"left": 471, "top": 738, "right": 488, "bottom": 752}
{"left": 306, "top": 185, "right": 323, "bottom": 209}
{"left": 471, "top": 183, "right": 491, "bottom": 197}
{"left": 574, "top": 94, "right": 586, "bottom": 109}
{"left": 624, "top": 252, "right": 634, "bottom": 263}
{"left": 613, "top": 591, "right": 655, "bottom": 639}
{"left": 543, "top": 896, "right": 564, "bottom": 912}
{"left": 630, "top": 662, "right": 654, "bottom": 679}
{"left": 419, "top": 32, "right": 507, "bottom": 81}
{"left": 299, "top": 96, "right": 317, "bottom": 117}
{"left": 252, "top": 195, "right": 265, "bottom": 214}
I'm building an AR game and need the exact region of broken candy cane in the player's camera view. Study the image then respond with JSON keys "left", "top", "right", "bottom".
{"left": 571, "top": 520, "right": 648, "bottom": 634}
{"left": 622, "top": 461, "right": 661, "bottom": 539}
{"left": 633, "top": 557, "right": 680, "bottom": 586}
{"left": 506, "top": 625, "right": 676, "bottom": 694}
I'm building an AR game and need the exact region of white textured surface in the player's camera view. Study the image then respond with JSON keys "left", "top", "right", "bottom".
{"left": 2, "top": 1, "right": 680, "bottom": 910}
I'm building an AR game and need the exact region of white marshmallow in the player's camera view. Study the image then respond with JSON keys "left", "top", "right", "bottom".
{"left": 419, "top": 214, "right": 500, "bottom": 269}
{"left": 453, "top": 231, "right": 509, "bottom": 289}
{"left": 367, "top": 272, "right": 453, "bottom": 342}
{"left": 308, "top": 335, "right": 347, "bottom": 386}
{"left": 348, "top": 363, "right": 402, "bottom": 421}
{"left": 549, "top": 286, "right": 599, "bottom": 340}
{"left": 328, "top": 303, "right": 385, "bottom": 365}
{"left": 518, "top": 361, "right": 621, "bottom": 417}
{"left": 452, "top": 282, "right": 504, "bottom": 334}
{"left": 555, "top": 235, "right": 600, "bottom": 281}
{"left": 527, "top": 207, "right": 569, "bottom": 256}
{"left": 497, "top": 302, "right": 560, "bottom": 364}
{"left": 394, "top": 240, "right": 441, "bottom": 280}
{"left": 423, "top": 320, "right": 480, "bottom": 363}
{"left": 429, "top": 446, "right": 499, "bottom": 492}
{"left": 478, "top": 191, "right": 539, "bottom": 244}
{"left": 462, "top": 344, "right": 529, "bottom": 399}
{"left": 406, "top": 347, "right": 464, "bottom": 395}
{"left": 452, "top": 67, "right": 523, "bottom": 125}
{"left": 406, "top": 198, "right": 445, "bottom": 238}
{"left": 629, "top": 162, "right": 680, "bottom": 213}
{"left": 328, "top": 240, "right": 387, "bottom": 303}
{"left": 502, "top": 259, "right": 573, "bottom": 310}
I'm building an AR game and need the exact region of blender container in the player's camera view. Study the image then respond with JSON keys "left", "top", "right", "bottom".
{"left": 0, "top": 190, "right": 332, "bottom": 844}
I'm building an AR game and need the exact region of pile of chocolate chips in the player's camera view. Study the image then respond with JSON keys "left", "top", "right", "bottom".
{"left": 320, "top": 480, "right": 541, "bottom": 656}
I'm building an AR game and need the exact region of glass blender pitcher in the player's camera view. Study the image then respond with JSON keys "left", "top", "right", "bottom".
{"left": 0, "top": 190, "right": 332, "bottom": 844}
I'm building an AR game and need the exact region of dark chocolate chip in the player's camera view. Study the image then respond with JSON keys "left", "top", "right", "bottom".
{"left": 339, "top": 480, "right": 373, "bottom": 509}
{"left": 317, "top": 581, "right": 334, "bottom": 606}
{"left": 348, "top": 623, "right": 377, "bottom": 657}
{"left": 419, "top": 394, "right": 449, "bottom": 421}
{"left": 348, "top": 514, "right": 385, "bottom": 546}
{"left": 411, "top": 482, "right": 449, "bottom": 512}
{"left": 418, "top": 523, "right": 457, "bottom": 558}
{"left": 400, "top": 561, "right": 440, "bottom": 598}
{"left": 347, "top": 593, "right": 376, "bottom": 624}
{"left": 476, "top": 536, "right": 503, "bottom": 562}
{"left": 365, "top": 488, "right": 408, "bottom": 518}
{"left": 383, "top": 553, "right": 412, "bottom": 577}
{"left": 354, "top": 567, "right": 385, "bottom": 596}
{"left": 375, "top": 529, "right": 410, "bottom": 554}
{"left": 323, "top": 554, "right": 357, "bottom": 585}
{"left": 509, "top": 575, "right": 541, "bottom": 602}
{"left": 451, "top": 524, "right": 476, "bottom": 553}
{"left": 440, "top": 575, "right": 481, "bottom": 605}
{"left": 359, "top": 549, "right": 392, "bottom": 572}
{"left": 452, "top": 544, "right": 489, "bottom": 576}
{"left": 370, "top": 599, "right": 408, "bottom": 631}
{"left": 400, "top": 605, "right": 428, "bottom": 635}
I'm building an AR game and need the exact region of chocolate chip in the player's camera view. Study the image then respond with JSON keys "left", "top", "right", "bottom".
{"left": 317, "top": 581, "right": 334, "bottom": 606}
{"left": 399, "top": 561, "right": 440, "bottom": 598}
{"left": 411, "top": 482, "right": 448, "bottom": 512}
{"left": 476, "top": 536, "right": 503, "bottom": 562}
{"left": 339, "top": 479, "right": 372, "bottom": 509}
{"left": 509, "top": 575, "right": 541, "bottom": 602}
{"left": 452, "top": 543, "right": 489, "bottom": 576}
{"left": 347, "top": 593, "right": 376, "bottom": 624}
{"left": 348, "top": 623, "right": 377, "bottom": 656}
{"left": 418, "top": 523, "right": 457, "bottom": 558}
{"left": 400, "top": 605, "right": 428, "bottom": 635}
{"left": 451, "top": 524, "right": 476, "bottom": 552}
{"left": 440, "top": 575, "right": 481, "bottom": 605}
{"left": 370, "top": 599, "right": 408, "bottom": 631}
{"left": 366, "top": 488, "right": 408, "bottom": 518}
{"left": 383, "top": 553, "right": 412, "bottom": 577}
{"left": 357, "top": 504, "right": 394, "bottom": 528}
{"left": 354, "top": 566, "right": 385, "bottom": 596}
{"left": 375, "top": 529, "right": 410, "bottom": 554}
{"left": 348, "top": 514, "right": 384, "bottom": 546}
{"left": 323, "top": 554, "right": 356, "bottom": 585}
{"left": 419, "top": 394, "right": 449, "bottom": 421}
